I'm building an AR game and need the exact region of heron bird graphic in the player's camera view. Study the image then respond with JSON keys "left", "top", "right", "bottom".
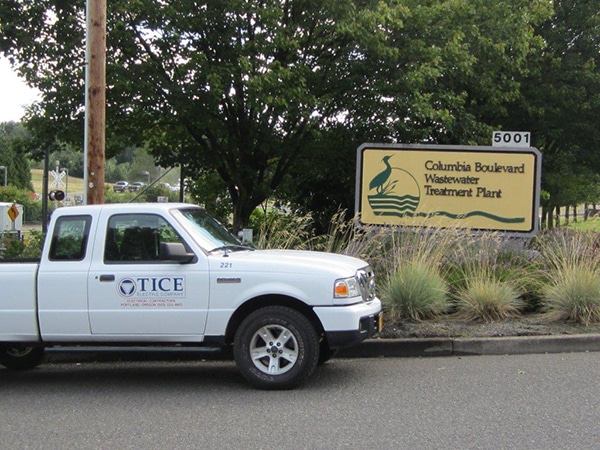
{"left": 369, "top": 155, "right": 395, "bottom": 194}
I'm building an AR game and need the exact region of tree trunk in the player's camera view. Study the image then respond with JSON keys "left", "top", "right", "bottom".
{"left": 540, "top": 206, "right": 548, "bottom": 230}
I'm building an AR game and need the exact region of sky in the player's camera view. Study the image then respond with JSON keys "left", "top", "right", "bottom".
{"left": 0, "top": 57, "right": 40, "bottom": 123}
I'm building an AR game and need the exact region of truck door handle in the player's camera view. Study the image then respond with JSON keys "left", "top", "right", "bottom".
{"left": 99, "top": 275, "right": 115, "bottom": 282}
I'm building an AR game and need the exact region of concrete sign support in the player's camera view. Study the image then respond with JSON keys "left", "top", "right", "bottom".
{"left": 356, "top": 143, "right": 542, "bottom": 237}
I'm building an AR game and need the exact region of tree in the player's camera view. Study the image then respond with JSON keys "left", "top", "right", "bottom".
{"left": 1, "top": 0, "right": 551, "bottom": 230}
{"left": 0, "top": 122, "right": 33, "bottom": 190}
{"left": 1, "top": 0, "right": 384, "bottom": 229}
{"left": 278, "top": 0, "right": 552, "bottom": 230}
{"left": 501, "top": 0, "right": 600, "bottom": 226}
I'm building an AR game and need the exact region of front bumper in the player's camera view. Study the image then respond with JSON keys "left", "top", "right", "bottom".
{"left": 314, "top": 299, "right": 383, "bottom": 349}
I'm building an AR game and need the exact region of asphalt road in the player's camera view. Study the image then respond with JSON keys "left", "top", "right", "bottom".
{"left": 2, "top": 353, "right": 599, "bottom": 449}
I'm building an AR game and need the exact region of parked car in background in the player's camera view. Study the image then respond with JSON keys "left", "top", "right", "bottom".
{"left": 161, "top": 182, "right": 179, "bottom": 192}
{"left": 113, "top": 181, "right": 129, "bottom": 193}
{"left": 129, "top": 182, "right": 145, "bottom": 192}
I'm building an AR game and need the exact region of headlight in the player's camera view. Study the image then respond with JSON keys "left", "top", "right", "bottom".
{"left": 334, "top": 277, "right": 361, "bottom": 298}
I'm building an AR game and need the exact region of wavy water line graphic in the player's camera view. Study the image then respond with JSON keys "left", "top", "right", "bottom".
{"left": 368, "top": 194, "right": 419, "bottom": 212}
{"left": 372, "top": 208, "right": 525, "bottom": 223}
{"left": 368, "top": 194, "right": 525, "bottom": 224}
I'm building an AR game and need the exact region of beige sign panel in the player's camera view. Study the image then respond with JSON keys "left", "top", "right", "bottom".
{"left": 356, "top": 144, "right": 542, "bottom": 236}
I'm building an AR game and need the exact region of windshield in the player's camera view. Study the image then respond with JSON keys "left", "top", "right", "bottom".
{"left": 171, "top": 207, "right": 243, "bottom": 252}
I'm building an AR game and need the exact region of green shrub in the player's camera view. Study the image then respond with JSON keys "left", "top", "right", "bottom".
{"left": 0, "top": 229, "right": 44, "bottom": 260}
{"left": 541, "top": 264, "right": 600, "bottom": 325}
{"left": 382, "top": 261, "right": 450, "bottom": 321}
{"left": 104, "top": 184, "right": 180, "bottom": 204}
{"left": 453, "top": 270, "right": 524, "bottom": 322}
{"left": 0, "top": 185, "right": 43, "bottom": 223}
{"left": 21, "top": 229, "right": 44, "bottom": 259}
{"left": 0, "top": 233, "right": 25, "bottom": 259}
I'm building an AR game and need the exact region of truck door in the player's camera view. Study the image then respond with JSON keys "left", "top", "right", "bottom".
{"left": 37, "top": 214, "right": 95, "bottom": 339}
{"left": 87, "top": 212, "right": 209, "bottom": 337}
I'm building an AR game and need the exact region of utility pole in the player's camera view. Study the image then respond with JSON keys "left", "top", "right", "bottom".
{"left": 84, "top": 0, "right": 106, "bottom": 204}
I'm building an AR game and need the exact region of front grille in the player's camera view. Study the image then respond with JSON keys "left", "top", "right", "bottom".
{"left": 357, "top": 266, "right": 376, "bottom": 302}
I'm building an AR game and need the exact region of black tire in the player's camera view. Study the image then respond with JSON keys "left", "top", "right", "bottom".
{"left": 0, "top": 346, "right": 45, "bottom": 370}
{"left": 233, "top": 306, "right": 319, "bottom": 390}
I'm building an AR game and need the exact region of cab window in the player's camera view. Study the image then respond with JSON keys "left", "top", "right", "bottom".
{"left": 104, "top": 214, "right": 186, "bottom": 263}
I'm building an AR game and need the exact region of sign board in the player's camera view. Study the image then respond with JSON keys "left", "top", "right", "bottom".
{"left": 355, "top": 144, "right": 542, "bottom": 236}
{"left": 492, "top": 131, "right": 531, "bottom": 148}
{"left": 0, "top": 202, "right": 23, "bottom": 232}
{"left": 7, "top": 203, "right": 19, "bottom": 222}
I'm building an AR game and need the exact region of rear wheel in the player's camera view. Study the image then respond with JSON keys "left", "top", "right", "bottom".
{"left": 0, "top": 346, "right": 45, "bottom": 370}
{"left": 234, "top": 306, "right": 319, "bottom": 390}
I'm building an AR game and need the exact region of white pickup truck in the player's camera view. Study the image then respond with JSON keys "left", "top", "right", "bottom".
{"left": 0, "top": 203, "right": 382, "bottom": 389}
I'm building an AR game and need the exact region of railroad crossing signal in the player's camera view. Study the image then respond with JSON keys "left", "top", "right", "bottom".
{"left": 49, "top": 190, "right": 66, "bottom": 201}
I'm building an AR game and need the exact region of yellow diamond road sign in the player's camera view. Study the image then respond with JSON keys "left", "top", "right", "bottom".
{"left": 7, "top": 203, "right": 19, "bottom": 222}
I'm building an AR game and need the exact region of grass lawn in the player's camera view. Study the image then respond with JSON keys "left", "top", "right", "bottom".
{"left": 567, "top": 217, "right": 600, "bottom": 231}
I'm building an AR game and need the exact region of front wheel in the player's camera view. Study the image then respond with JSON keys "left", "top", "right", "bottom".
{"left": 0, "top": 346, "right": 45, "bottom": 370}
{"left": 234, "top": 306, "right": 320, "bottom": 390}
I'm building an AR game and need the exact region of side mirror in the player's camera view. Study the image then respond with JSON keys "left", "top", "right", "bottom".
{"left": 160, "top": 242, "right": 196, "bottom": 264}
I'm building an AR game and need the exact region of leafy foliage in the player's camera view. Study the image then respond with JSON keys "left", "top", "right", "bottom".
{"left": 1, "top": 0, "right": 553, "bottom": 230}
{"left": 0, "top": 122, "right": 34, "bottom": 190}
{"left": 0, "top": 229, "right": 43, "bottom": 259}
{"left": 502, "top": 0, "right": 600, "bottom": 221}
{"left": 0, "top": 185, "right": 43, "bottom": 223}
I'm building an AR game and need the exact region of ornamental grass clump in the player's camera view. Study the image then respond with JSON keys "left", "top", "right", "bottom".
{"left": 444, "top": 231, "right": 540, "bottom": 319}
{"left": 383, "top": 261, "right": 450, "bottom": 321}
{"left": 535, "top": 228, "right": 599, "bottom": 270}
{"left": 536, "top": 229, "right": 600, "bottom": 325}
{"left": 253, "top": 210, "right": 315, "bottom": 250}
{"left": 541, "top": 264, "right": 600, "bottom": 325}
{"left": 453, "top": 270, "right": 524, "bottom": 322}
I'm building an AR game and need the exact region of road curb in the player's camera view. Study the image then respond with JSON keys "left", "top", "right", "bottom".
{"left": 337, "top": 333, "right": 600, "bottom": 358}
{"left": 42, "top": 334, "right": 600, "bottom": 364}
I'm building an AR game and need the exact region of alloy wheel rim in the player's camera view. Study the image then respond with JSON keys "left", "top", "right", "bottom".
{"left": 249, "top": 324, "right": 299, "bottom": 375}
